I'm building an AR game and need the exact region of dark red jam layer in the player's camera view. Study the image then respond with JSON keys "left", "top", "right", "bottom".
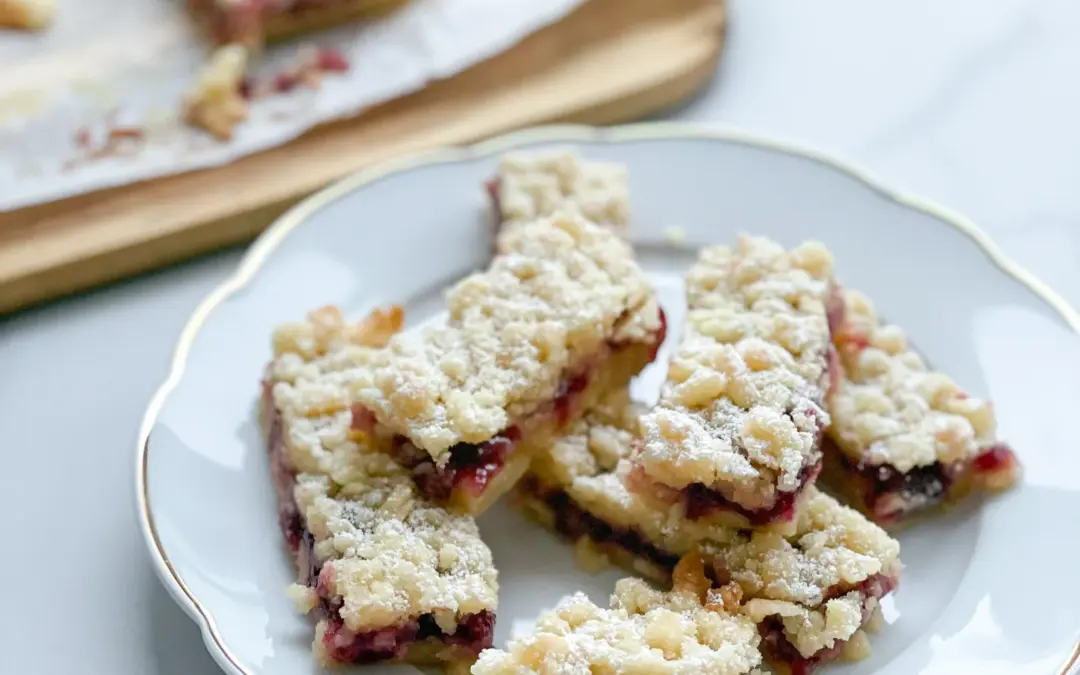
{"left": 263, "top": 382, "right": 495, "bottom": 663}
{"left": 679, "top": 309, "right": 833, "bottom": 525}
{"left": 757, "top": 572, "right": 897, "bottom": 675}
{"left": 367, "top": 369, "right": 590, "bottom": 504}
{"left": 682, "top": 457, "right": 823, "bottom": 525}
{"left": 971, "top": 443, "right": 1019, "bottom": 475}
{"left": 833, "top": 442, "right": 953, "bottom": 521}
{"left": 367, "top": 311, "right": 667, "bottom": 505}
{"left": 520, "top": 477, "right": 680, "bottom": 572}
{"left": 826, "top": 436, "right": 1018, "bottom": 523}
{"left": 392, "top": 428, "right": 523, "bottom": 504}
{"left": 321, "top": 604, "right": 495, "bottom": 664}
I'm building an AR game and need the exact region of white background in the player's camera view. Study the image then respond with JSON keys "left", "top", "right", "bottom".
{"left": 2, "top": 0, "right": 1079, "bottom": 672}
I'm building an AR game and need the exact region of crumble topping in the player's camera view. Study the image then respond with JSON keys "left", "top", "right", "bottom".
{"left": 711, "top": 488, "right": 900, "bottom": 608}
{"left": 495, "top": 151, "right": 629, "bottom": 236}
{"left": 268, "top": 306, "right": 405, "bottom": 474}
{"left": 273, "top": 305, "right": 403, "bottom": 360}
{"left": 523, "top": 391, "right": 900, "bottom": 659}
{"left": 183, "top": 44, "right": 250, "bottom": 141}
{"left": 0, "top": 0, "right": 52, "bottom": 30}
{"left": 744, "top": 592, "right": 867, "bottom": 657}
{"left": 637, "top": 236, "right": 834, "bottom": 500}
{"left": 269, "top": 305, "right": 402, "bottom": 387}
{"left": 472, "top": 555, "right": 763, "bottom": 675}
{"left": 267, "top": 305, "right": 498, "bottom": 637}
{"left": 351, "top": 215, "right": 659, "bottom": 460}
{"left": 526, "top": 389, "right": 744, "bottom": 556}
{"left": 829, "top": 289, "right": 1000, "bottom": 472}
{"left": 294, "top": 451, "right": 498, "bottom": 632}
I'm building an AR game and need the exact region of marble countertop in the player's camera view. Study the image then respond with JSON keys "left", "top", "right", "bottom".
{"left": 3, "top": 1, "right": 1078, "bottom": 673}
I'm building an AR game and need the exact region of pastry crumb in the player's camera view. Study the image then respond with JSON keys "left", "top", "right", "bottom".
{"left": 664, "top": 225, "right": 687, "bottom": 245}
{"left": 636, "top": 235, "right": 834, "bottom": 509}
{"left": 493, "top": 151, "right": 630, "bottom": 247}
{"left": 183, "top": 44, "right": 250, "bottom": 141}
{"left": 473, "top": 553, "right": 763, "bottom": 675}
{"left": 285, "top": 583, "right": 317, "bottom": 614}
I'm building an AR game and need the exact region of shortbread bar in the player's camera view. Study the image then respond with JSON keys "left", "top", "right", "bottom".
{"left": 262, "top": 306, "right": 499, "bottom": 668}
{"left": 488, "top": 151, "right": 630, "bottom": 246}
{"left": 350, "top": 214, "right": 666, "bottom": 515}
{"left": 472, "top": 554, "right": 764, "bottom": 675}
{"left": 187, "top": 0, "right": 410, "bottom": 47}
{"left": 515, "top": 391, "right": 901, "bottom": 673}
{"left": 631, "top": 236, "right": 839, "bottom": 528}
{"left": 823, "top": 289, "right": 1021, "bottom": 526}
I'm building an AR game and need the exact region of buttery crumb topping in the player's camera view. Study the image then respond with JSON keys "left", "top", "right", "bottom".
{"left": 351, "top": 214, "right": 659, "bottom": 461}
{"left": 636, "top": 235, "right": 834, "bottom": 504}
{"left": 829, "top": 289, "right": 1000, "bottom": 472}
{"left": 295, "top": 450, "right": 498, "bottom": 632}
{"left": 269, "top": 305, "right": 403, "bottom": 474}
{"left": 522, "top": 390, "right": 900, "bottom": 659}
{"left": 267, "top": 306, "right": 497, "bottom": 632}
{"left": 472, "top": 555, "right": 762, "bottom": 675}
{"left": 495, "top": 151, "right": 630, "bottom": 238}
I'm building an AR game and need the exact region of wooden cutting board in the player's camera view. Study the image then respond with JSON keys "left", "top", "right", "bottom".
{"left": 0, "top": 0, "right": 726, "bottom": 314}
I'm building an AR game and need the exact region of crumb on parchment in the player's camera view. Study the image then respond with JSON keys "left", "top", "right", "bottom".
{"left": 183, "top": 44, "right": 250, "bottom": 141}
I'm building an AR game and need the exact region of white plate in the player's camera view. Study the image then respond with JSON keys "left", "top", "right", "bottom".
{"left": 138, "top": 123, "right": 1080, "bottom": 675}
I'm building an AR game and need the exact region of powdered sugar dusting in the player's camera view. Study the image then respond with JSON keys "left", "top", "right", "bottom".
{"left": 494, "top": 151, "right": 630, "bottom": 246}
{"left": 296, "top": 452, "right": 498, "bottom": 632}
{"left": 519, "top": 389, "right": 901, "bottom": 663}
{"left": 472, "top": 574, "right": 762, "bottom": 675}
{"left": 636, "top": 235, "right": 834, "bottom": 506}
{"left": 266, "top": 305, "right": 498, "bottom": 634}
{"left": 351, "top": 214, "right": 659, "bottom": 460}
{"left": 829, "top": 289, "right": 1002, "bottom": 472}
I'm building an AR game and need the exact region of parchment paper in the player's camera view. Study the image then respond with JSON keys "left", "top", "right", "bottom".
{"left": 0, "top": 0, "right": 585, "bottom": 211}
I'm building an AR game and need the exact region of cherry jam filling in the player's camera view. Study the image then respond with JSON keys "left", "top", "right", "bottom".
{"left": 264, "top": 385, "right": 495, "bottom": 661}
{"left": 756, "top": 572, "right": 896, "bottom": 675}
{"left": 972, "top": 443, "right": 1018, "bottom": 474}
{"left": 520, "top": 477, "right": 680, "bottom": 572}
{"left": 681, "top": 457, "right": 823, "bottom": 524}
{"left": 675, "top": 329, "right": 832, "bottom": 525}
{"left": 826, "top": 437, "right": 1018, "bottom": 522}
{"left": 321, "top": 610, "right": 495, "bottom": 664}
{"left": 831, "top": 440, "right": 954, "bottom": 518}
{"left": 383, "top": 370, "right": 591, "bottom": 504}
{"left": 393, "top": 428, "right": 523, "bottom": 503}
{"left": 373, "top": 313, "right": 667, "bottom": 505}
{"left": 824, "top": 437, "right": 946, "bottom": 521}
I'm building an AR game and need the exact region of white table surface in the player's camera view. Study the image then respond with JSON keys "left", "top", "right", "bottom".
{"left": 3, "top": 1, "right": 1079, "bottom": 672}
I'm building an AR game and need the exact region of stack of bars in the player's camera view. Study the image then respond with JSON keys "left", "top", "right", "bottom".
{"left": 260, "top": 152, "right": 1021, "bottom": 674}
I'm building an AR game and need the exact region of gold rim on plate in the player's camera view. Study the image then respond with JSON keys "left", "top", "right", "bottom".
{"left": 134, "top": 122, "right": 1080, "bottom": 675}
